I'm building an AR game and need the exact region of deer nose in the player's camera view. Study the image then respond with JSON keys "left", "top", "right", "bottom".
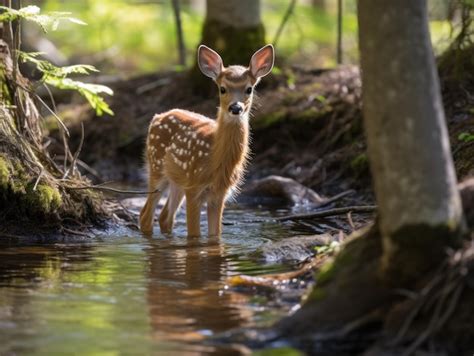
{"left": 228, "top": 103, "right": 243, "bottom": 115}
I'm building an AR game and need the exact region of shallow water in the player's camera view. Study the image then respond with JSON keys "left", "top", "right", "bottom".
{"left": 0, "top": 206, "right": 312, "bottom": 355}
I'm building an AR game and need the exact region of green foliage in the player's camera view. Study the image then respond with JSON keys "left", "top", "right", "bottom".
{"left": 14, "top": 0, "right": 459, "bottom": 74}
{"left": 42, "top": 0, "right": 205, "bottom": 74}
{"left": 350, "top": 153, "right": 369, "bottom": 172}
{"left": 458, "top": 131, "right": 474, "bottom": 143}
{"left": 0, "top": 5, "right": 86, "bottom": 32}
{"left": 315, "top": 240, "right": 340, "bottom": 255}
{"left": 1, "top": 5, "right": 113, "bottom": 115}
{"left": 19, "top": 52, "right": 113, "bottom": 116}
{"left": 0, "top": 156, "right": 10, "bottom": 190}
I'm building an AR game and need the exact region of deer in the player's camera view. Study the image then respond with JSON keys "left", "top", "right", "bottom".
{"left": 139, "top": 44, "right": 274, "bottom": 237}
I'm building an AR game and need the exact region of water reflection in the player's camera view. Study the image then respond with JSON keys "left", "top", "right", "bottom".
{"left": 0, "top": 207, "right": 301, "bottom": 355}
{"left": 145, "top": 237, "right": 251, "bottom": 344}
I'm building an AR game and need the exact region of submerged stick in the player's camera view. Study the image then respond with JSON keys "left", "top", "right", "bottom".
{"left": 274, "top": 205, "right": 377, "bottom": 222}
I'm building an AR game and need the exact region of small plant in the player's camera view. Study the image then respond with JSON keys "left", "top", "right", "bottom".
{"left": 0, "top": 5, "right": 113, "bottom": 116}
{"left": 0, "top": 5, "right": 86, "bottom": 30}
{"left": 315, "top": 240, "right": 340, "bottom": 256}
{"left": 458, "top": 131, "right": 474, "bottom": 143}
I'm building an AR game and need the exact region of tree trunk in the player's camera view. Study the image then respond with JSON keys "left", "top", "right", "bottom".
{"left": 273, "top": 0, "right": 466, "bottom": 346}
{"left": 312, "top": 0, "right": 326, "bottom": 11}
{"left": 191, "top": 0, "right": 265, "bottom": 93}
{"left": 358, "top": 0, "right": 464, "bottom": 281}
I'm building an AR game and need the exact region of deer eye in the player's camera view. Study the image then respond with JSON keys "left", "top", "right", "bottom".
{"left": 246, "top": 87, "right": 252, "bottom": 95}
{"left": 220, "top": 87, "right": 226, "bottom": 94}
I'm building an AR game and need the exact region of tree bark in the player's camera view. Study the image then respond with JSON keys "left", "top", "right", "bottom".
{"left": 312, "top": 0, "right": 326, "bottom": 11}
{"left": 191, "top": 0, "right": 265, "bottom": 93}
{"left": 358, "top": 0, "right": 464, "bottom": 280}
{"left": 336, "top": 0, "right": 342, "bottom": 64}
{"left": 201, "top": 0, "right": 265, "bottom": 65}
{"left": 273, "top": 0, "right": 466, "bottom": 345}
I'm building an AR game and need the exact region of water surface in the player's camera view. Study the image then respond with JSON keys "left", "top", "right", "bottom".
{"left": 0, "top": 206, "right": 311, "bottom": 355}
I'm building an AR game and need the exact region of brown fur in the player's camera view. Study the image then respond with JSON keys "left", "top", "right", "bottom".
{"left": 139, "top": 45, "right": 273, "bottom": 237}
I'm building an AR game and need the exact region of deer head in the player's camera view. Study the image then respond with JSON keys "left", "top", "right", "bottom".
{"left": 198, "top": 44, "right": 274, "bottom": 120}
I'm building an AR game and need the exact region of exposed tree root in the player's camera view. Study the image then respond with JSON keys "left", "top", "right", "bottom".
{"left": 0, "top": 37, "right": 108, "bottom": 235}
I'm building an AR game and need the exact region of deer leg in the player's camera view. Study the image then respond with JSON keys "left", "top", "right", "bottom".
{"left": 159, "top": 182, "right": 185, "bottom": 234}
{"left": 139, "top": 176, "right": 167, "bottom": 235}
{"left": 207, "top": 195, "right": 225, "bottom": 237}
{"left": 185, "top": 190, "right": 203, "bottom": 237}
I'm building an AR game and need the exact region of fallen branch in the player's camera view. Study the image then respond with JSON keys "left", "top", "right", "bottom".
{"left": 228, "top": 254, "right": 326, "bottom": 289}
{"left": 66, "top": 182, "right": 162, "bottom": 195}
{"left": 275, "top": 205, "right": 377, "bottom": 222}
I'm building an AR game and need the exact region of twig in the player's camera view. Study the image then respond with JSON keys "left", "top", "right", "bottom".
{"left": 228, "top": 254, "right": 325, "bottom": 287}
{"left": 17, "top": 84, "right": 70, "bottom": 136}
{"left": 32, "top": 168, "right": 43, "bottom": 191}
{"left": 61, "top": 227, "right": 93, "bottom": 238}
{"left": 136, "top": 78, "right": 171, "bottom": 95}
{"left": 273, "top": 0, "right": 298, "bottom": 48}
{"left": 346, "top": 211, "right": 355, "bottom": 231}
{"left": 275, "top": 205, "right": 377, "bottom": 222}
{"left": 66, "top": 182, "right": 163, "bottom": 195}
{"left": 55, "top": 155, "right": 102, "bottom": 180}
{"left": 63, "top": 122, "right": 84, "bottom": 179}
{"left": 317, "top": 189, "right": 355, "bottom": 208}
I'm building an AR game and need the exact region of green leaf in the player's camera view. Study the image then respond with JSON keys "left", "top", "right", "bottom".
{"left": 19, "top": 51, "right": 113, "bottom": 116}
{"left": 0, "top": 5, "right": 86, "bottom": 32}
{"left": 45, "top": 77, "right": 114, "bottom": 116}
{"left": 458, "top": 132, "right": 474, "bottom": 143}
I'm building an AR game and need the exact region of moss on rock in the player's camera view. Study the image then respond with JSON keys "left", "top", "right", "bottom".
{"left": 0, "top": 154, "right": 62, "bottom": 218}
{"left": 0, "top": 156, "right": 9, "bottom": 190}
{"left": 26, "top": 184, "right": 62, "bottom": 214}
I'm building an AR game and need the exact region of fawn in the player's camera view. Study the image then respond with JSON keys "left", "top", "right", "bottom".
{"left": 139, "top": 44, "right": 274, "bottom": 236}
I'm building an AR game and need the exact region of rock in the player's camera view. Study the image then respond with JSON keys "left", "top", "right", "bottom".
{"left": 252, "top": 234, "right": 332, "bottom": 263}
{"left": 239, "top": 175, "right": 324, "bottom": 206}
{"left": 459, "top": 178, "right": 474, "bottom": 229}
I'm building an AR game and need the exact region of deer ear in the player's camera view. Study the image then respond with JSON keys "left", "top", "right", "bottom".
{"left": 198, "top": 45, "right": 223, "bottom": 80}
{"left": 249, "top": 44, "right": 275, "bottom": 79}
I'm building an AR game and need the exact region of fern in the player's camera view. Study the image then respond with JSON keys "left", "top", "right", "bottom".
{"left": 0, "top": 5, "right": 86, "bottom": 32}
{"left": 1, "top": 4, "right": 114, "bottom": 117}
{"left": 46, "top": 77, "right": 113, "bottom": 116}
{"left": 19, "top": 52, "right": 114, "bottom": 116}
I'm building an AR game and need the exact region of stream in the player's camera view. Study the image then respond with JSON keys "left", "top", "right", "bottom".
{"left": 0, "top": 204, "right": 315, "bottom": 355}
